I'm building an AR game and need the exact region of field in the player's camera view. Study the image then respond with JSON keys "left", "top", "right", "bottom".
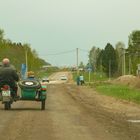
{"left": 73, "top": 71, "right": 140, "bottom": 104}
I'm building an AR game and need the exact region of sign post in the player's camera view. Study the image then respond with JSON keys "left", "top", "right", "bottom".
{"left": 88, "top": 67, "right": 92, "bottom": 85}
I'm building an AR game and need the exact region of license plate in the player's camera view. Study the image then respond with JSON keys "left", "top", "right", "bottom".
{"left": 2, "top": 90, "right": 10, "bottom": 97}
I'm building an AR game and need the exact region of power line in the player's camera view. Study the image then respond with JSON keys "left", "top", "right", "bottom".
{"left": 79, "top": 48, "right": 89, "bottom": 53}
{"left": 39, "top": 49, "right": 75, "bottom": 56}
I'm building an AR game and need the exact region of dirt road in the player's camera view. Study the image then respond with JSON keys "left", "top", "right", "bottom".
{"left": 0, "top": 72, "right": 140, "bottom": 140}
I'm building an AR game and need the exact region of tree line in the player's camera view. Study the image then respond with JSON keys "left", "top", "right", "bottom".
{"left": 88, "top": 30, "right": 140, "bottom": 77}
{"left": 0, "top": 28, "right": 48, "bottom": 73}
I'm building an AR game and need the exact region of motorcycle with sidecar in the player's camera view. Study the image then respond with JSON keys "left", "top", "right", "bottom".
{"left": 0, "top": 79, "right": 47, "bottom": 110}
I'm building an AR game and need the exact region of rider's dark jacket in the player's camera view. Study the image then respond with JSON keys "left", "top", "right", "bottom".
{"left": 0, "top": 64, "right": 19, "bottom": 82}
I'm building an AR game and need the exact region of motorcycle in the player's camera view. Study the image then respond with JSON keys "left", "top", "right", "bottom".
{"left": 1, "top": 84, "right": 14, "bottom": 110}
{"left": 0, "top": 79, "right": 47, "bottom": 110}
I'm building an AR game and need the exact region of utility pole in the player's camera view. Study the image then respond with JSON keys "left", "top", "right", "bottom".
{"left": 76, "top": 48, "right": 79, "bottom": 74}
{"left": 129, "top": 55, "right": 131, "bottom": 75}
{"left": 100, "top": 59, "right": 103, "bottom": 78}
{"left": 121, "top": 48, "right": 126, "bottom": 76}
{"left": 25, "top": 50, "right": 28, "bottom": 78}
{"left": 123, "top": 49, "right": 126, "bottom": 75}
{"left": 109, "top": 60, "right": 111, "bottom": 80}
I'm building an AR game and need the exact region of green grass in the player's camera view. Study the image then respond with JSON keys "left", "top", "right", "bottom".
{"left": 37, "top": 71, "right": 53, "bottom": 79}
{"left": 72, "top": 71, "right": 140, "bottom": 103}
{"left": 95, "top": 83, "right": 140, "bottom": 103}
{"left": 72, "top": 71, "right": 108, "bottom": 84}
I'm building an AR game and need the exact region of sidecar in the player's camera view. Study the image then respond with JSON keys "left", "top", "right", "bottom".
{"left": 18, "top": 80, "right": 47, "bottom": 110}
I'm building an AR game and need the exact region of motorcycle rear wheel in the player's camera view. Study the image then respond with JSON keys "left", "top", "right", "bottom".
{"left": 4, "top": 102, "right": 11, "bottom": 110}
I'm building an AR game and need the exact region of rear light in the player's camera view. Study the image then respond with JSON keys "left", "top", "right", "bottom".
{"left": 41, "top": 88, "right": 46, "bottom": 91}
{"left": 2, "top": 85, "right": 10, "bottom": 90}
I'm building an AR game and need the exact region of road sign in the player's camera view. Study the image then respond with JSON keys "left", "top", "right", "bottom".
{"left": 21, "top": 64, "right": 26, "bottom": 79}
{"left": 87, "top": 67, "right": 92, "bottom": 72}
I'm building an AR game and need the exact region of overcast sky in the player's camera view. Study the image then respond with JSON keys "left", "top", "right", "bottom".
{"left": 0, "top": 0, "right": 140, "bottom": 66}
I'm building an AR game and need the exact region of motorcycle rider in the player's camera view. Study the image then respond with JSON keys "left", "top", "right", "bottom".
{"left": 0, "top": 58, "right": 19, "bottom": 98}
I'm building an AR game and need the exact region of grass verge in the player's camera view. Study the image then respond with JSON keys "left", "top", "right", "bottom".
{"left": 72, "top": 71, "right": 140, "bottom": 103}
{"left": 94, "top": 82, "right": 140, "bottom": 104}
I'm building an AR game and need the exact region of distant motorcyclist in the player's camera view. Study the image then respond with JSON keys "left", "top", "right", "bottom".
{"left": 79, "top": 74, "right": 85, "bottom": 85}
{"left": 0, "top": 58, "right": 19, "bottom": 98}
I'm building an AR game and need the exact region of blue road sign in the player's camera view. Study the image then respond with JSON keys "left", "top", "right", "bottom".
{"left": 87, "top": 67, "right": 92, "bottom": 72}
{"left": 21, "top": 64, "right": 26, "bottom": 79}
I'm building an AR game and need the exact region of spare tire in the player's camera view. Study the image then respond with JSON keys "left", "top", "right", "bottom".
{"left": 18, "top": 80, "right": 41, "bottom": 89}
